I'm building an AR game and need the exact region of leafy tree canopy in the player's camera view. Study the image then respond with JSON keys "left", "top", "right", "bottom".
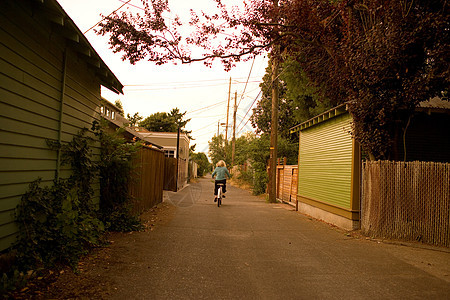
{"left": 114, "top": 100, "right": 125, "bottom": 116}
{"left": 191, "top": 152, "right": 211, "bottom": 176}
{"left": 208, "top": 134, "right": 230, "bottom": 167}
{"left": 251, "top": 55, "right": 333, "bottom": 138}
{"left": 126, "top": 112, "right": 143, "bottom": 127}
{"left": 139, "top": 108, "right": 192, "bottom": 137}
{"left": 99, "top": 0, "right": 449, "bottom": 160}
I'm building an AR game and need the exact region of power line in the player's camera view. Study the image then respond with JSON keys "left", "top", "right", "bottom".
{"left": 236, "top": 90, "right": 262, "bottom": 134}
{"left": 237, "top": 57, "right": 255, "bottom": 108}
{"left": 84, "top": 0, "right": 131, "bottom": 34}
{"left": 185, "top": 101, "right": 227, "bottom": 116}
{"left": 124, "top": 82, "right": 232, "bottom": 91}
{"left": 124, "top": 77, "right": 262, "bottom": 86}
{"left": 235, "top": 65, "right": 289, "bottom": 135}
{"left": 119, "top": 0, "right": 144, "bottom": 11}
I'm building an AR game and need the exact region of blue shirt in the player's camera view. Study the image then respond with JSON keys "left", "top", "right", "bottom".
{"left": 212, "top": 166, "right": 230, "bottom": 181}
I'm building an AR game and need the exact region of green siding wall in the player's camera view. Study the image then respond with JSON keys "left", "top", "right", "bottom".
{"left": 298, "top": 113, "right": 353, "bottom": 209}
{"left": 0, "top": 1, "right": 102, "bottom": 251}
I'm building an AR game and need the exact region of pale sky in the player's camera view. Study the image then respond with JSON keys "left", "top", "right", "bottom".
{"left": 58, "top": 0, "right": 268, "bottom": 155}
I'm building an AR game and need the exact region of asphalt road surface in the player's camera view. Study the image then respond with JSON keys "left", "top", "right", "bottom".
{"left": 107, "top": 177, "right": 450, "bottom": 299}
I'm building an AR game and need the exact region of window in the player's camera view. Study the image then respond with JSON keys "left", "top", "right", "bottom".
{"left": 164, "top": 150, "right": 175, "bottom": 158}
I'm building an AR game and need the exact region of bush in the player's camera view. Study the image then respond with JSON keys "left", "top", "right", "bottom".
{"left": 14, "top": 129, "right": 105, "bottom": 271}
{"left": 95, "top": 122, "right": 143, "bottom": 232}
{"left": 251, "top": 162, "right": 269, "bottom": 195}
{"left": 14, "top": 180, "right": 105, "bottom": 270}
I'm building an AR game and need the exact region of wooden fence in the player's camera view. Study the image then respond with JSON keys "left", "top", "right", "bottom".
{"left": 362, "top": 161, "right": 450, "bottom": 247}
{"left": 276, "top": 164, "right": 298, "bottom": 203}
{"left": 129, "top": 146, "right": 165, "bottom": 215}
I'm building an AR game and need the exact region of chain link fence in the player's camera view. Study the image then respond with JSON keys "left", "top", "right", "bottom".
{"left": 362, "top": 161, "right": 450, "bottom": 247}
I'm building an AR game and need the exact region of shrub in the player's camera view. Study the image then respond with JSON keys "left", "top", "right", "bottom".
{"left": 94, "top": 122, "right": 143, "bottom": 232}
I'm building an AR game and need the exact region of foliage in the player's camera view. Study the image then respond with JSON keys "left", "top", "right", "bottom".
{"left": 14, "top": 180, "right": 105, "bottom": 271}
{"left": 191, "top": 152, "right": 211, "bottom": 176}
{"left": 139, "top": 108, "right": 192, "bottom": 137}
{"left": 55, "top": 128, "right": 97, "bottom": 211}
{"left": 246, "top": 134, "right": 270, "bottom": 195}
{"left": 251, "top": 55, "right": 333, "bottom": 138}
{"left": 279, "top": 0, "right": 449, "bottom": 159}
{"left": 98, "top": 0, "right": 449, "bottom": 160}
{"left": 94, "top": 122, "right": 144, "bottom": 232}
{"left": 126, "top": 112, "right": 143, "bottom": 127}
{"left": 114, "top": 100, "right": 125, "bottom": 116}
{"left": 208, "top": 134, "right": 231, "bottom": 167}
{"left": 14, "top": 130, "right": 105, "bottom": 272}
{"left": 208, "top": 132, "right": 295, "bottom": 195}
{"left": 277, "top": 137, "right": 298, "bottom": 165}
{"left": 103, "top": 205, "right": 143, "bottom": 232}
{"left": 281, "top": 58, "right": 333, "bottom": 124}
{"left": 0, "top": 269, "right": 31, "bottom": 295}
{"left": 342, "top": 1, "right": 449, "bottom": 159}
{"left": 97, "top": 0, "right": 278, "bottom": 70}
{"left": 12, "top": 122, "right": 147, "bottom": 277}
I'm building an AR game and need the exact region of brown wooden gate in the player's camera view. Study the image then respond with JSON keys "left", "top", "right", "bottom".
{"left": 276, "top": 164, "right": 298, "bottom": 203}
{"left": 164, "top": 157, "right": 178, "bottom": 191}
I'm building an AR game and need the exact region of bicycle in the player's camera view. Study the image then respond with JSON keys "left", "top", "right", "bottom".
{"left": 216, "top": 183, "right": 225, "bottom": 207}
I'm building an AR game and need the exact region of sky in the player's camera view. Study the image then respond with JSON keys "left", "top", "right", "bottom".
{"left": 58, "top": 0, "right": 268, "bottom": 155}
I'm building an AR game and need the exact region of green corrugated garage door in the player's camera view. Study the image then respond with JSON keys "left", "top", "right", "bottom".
{"left": 298, "top": 113, "right": 353, "bottom": 209}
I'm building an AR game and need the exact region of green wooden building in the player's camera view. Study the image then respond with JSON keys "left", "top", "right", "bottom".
{"left": 0, "top": 0, "right": 123, "bottom": 251}
{"left": 290, "top": 104, "right": 361, "bottom": 230}
{"left": 290, "top": 100, "right": 450, "bottom": 231}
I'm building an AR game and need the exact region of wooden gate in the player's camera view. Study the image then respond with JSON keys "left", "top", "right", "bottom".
{"left": 276, "top": 164, "right": 298, "bottom": 203}
{"left": 164, "top": 157, "right": 178, "bottom": 191}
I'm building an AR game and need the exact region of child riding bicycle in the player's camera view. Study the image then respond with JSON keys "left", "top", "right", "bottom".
{"left": 212, "top": 160, "right": 231, "bottom": 202}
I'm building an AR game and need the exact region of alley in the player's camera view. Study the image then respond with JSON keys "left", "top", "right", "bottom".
{"left": 93, "top": 177, "right": 448, "bottom": 299}
{"left": 37, "top": 177, "right": 450, "bottom": 299}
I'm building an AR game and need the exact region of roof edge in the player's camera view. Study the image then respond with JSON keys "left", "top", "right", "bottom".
{"left": 290, "top": 103, "right": 348, "bottom": 133}
{"left": 33, "top": 0, "right": 124, "bottom": 94}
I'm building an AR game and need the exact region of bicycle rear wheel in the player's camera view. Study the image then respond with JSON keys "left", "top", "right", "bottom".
{"left": 217, "top": 187, "right": 222, "bottom": 207}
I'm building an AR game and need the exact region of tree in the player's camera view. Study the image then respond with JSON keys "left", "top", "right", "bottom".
{"left": 114, "top": 100, "right": 125, "bottom": 116}
{"left": 251, "top": 56, "right": 333, "bottom": 138}
{"left": 97, "top": 0, "right": 280, "bottom": 70}
{"left": 191, "top": 152, "right": 211, "bottom": 176}
{"left": 126, "top": 112, "right": 143, "bottom": 127}
{"left": 98, "top": 0, "right": 449, "bottom": 159}
{"left": 140, "top": 112, "right": 177, "bottom": 132}
{"left": 208, "top": 134, "right": 230, "bottom": 167}
{"left": 279, "top": 0, "right": 449, "bottom": 159}
{"left": 139, "top": 108, "right": 192, "bottom": 135}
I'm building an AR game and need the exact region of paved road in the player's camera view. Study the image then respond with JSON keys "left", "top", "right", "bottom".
{"left": 109, "top": 177, "right": 450, "bottom": 299}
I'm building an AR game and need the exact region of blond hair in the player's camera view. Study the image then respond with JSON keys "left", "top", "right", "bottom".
{"left": 216, "top": 160, "right": 226, "bottom": 167}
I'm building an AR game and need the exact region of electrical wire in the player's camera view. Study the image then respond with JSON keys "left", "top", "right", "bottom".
{"left": 186, "top": 102, "right": 227, "bottom": 116}
{"left": 119, "top": 0, "right": 144, "bottom": 11}
{"left": 84, "top": 0, "right": 131, "bottom": 34}
{"left": 237, "top": 57, "right": 255, "bottom": 108}
{"left": 236, "top": 90, "right": 262, "bottom": 134}
{"left": 235, "top": 65, "right": 288, "bottom": 135}
{"left": 124, "top": 82, "right": 231, "bottom": 91}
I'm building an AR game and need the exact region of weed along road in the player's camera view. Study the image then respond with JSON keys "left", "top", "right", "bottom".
{"left": 55, "top": 177, "right": 448, "bottom": 299}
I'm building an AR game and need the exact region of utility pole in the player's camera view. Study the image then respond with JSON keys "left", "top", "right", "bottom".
{"left": 217, "top": 121, "right": 220, "bottom": 137}
{"left": 225, "top": 77, "right": 231, "bottom": 141}
{"left": 268, "top": 0, "right": 279, "bottom": 203}
{"left": 232, "top": 91, "right": 237, "bottom": 166}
